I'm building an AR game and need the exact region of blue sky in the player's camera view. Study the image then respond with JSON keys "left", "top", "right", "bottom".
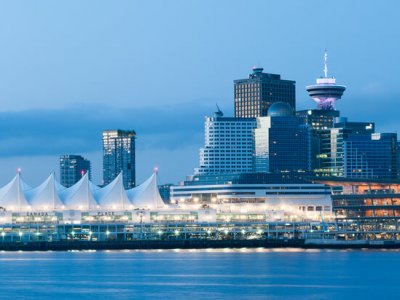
{"left": 0, "top": 0, "right": 399, "bottom": 185}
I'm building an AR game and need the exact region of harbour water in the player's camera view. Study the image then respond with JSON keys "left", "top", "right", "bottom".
{"left": 0, "top": 249, "right": 399, "bottom": 299}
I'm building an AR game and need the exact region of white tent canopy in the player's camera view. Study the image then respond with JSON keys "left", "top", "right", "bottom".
{"left": 127, "top": 173, "right": 166, "bottom": 209}
{"left": 93, "top": 173, "right": 131, "bottom": 209}
{"left": 60, "top": 173, "right": 98, "bottom": 210}
{"left": 0, "top": 171, "right": 166, "bottom": 212}
{"left": 24, "top": 173, "right": 64, "bottom": 210}
{"left": 0, "top": 173, "right": 30, "bottom": 211}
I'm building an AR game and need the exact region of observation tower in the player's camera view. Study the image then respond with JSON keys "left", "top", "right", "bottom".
{"left": 306, "top": 51, "right": 346, "bottom": 110}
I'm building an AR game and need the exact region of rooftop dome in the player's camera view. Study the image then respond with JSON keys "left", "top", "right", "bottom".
{"left": 267, "top": 102, "right": 293, "bottom": 117}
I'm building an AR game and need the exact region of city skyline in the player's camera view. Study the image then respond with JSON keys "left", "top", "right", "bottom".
{"left": 0, "top": 1, "right": 399, "bottom": 186}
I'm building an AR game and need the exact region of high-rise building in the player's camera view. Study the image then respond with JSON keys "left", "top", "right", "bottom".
{"left": 297, "top": 51, "right": 347, "bottom": 171}
{"left": 103, "top": 130, "right": 136, "bottom": 189}
{"left": 296, "top": 109, "right": 340, "bottom": 131}
{"left": 254, "top": 102, "right": 311, "bottom": 173}
{"left": 296, "top": 109, "right": 341, "bottom": 171}
{"left": 195, "top": 108, "right": 256, "bottom": 175}
{"left": 316, "top": 118, "right": 397, "bottom": 179}
{"left": 60, "top": 155, "right": 91, "bottom": 187}
{"left": 234, "top": 67, "right": 296, "bottom": 118}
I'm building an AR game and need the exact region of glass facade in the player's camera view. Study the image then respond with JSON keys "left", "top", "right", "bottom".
{"left": 254, "top": 115, "right": 311, "bottom": 173}
{"left": 0, "top": 222, "right": 313, "bottom": 244}
{"left": 184, "top": 173, "right": 311, "bottom": 186}
{"left": 103, "top": 130, "right": 136, "bottom": 188}
{"left": 60, "top": 155, "right": 91, "bottom": 187}
{"left": 313, "top": 179, "right": 400, "bottom": 240}
{"left": 158, "top": 184, "right": 173, "bottom": 202}
{"left": 296, "top": 109, "right": 340, "bottom": 131}
{"left": 234, "top": 67, "right": 296, "bottom": 118}
{"left": 343, "top": 133, "right": 397, "bottom": 179}
{"left": 297, "top": 109, "right": 340, "bottom": 172}
{"left": 316, "top": 120, "right": 397, "bottom": 179}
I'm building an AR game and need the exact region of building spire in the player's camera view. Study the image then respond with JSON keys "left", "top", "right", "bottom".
{"left": 323, "top": 49, "right": 328, "bottom": 78}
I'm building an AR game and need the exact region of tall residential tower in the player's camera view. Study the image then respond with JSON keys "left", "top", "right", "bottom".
{"left": 103, "top": 130, "right": 136, "bottom": 189}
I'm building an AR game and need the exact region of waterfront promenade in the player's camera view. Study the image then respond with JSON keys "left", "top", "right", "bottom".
{"left": 2, "top": 221, "right": 400, "bottom": 250}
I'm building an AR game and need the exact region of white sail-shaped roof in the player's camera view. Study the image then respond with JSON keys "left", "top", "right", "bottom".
{"left": 93, "top": 173, "right": 130, "bottom": 209}
{"left": 0, "top": 173, "right": 30, "bottom": 211}
{"left": 25, "top": 173, "right": 64, "bottom": 210}
{"left": 60, "top": 173, "right": 98, "bottom": 210}
{"left": 127, "top": 173, "right": 166, "bottom": 209}
{"left": 0, "top": 171, "right": 167, "bottom": 212}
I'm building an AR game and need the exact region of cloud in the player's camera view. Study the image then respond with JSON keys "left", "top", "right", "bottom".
{"left": 0, "top": 102, "right": 215, "bottom": 157}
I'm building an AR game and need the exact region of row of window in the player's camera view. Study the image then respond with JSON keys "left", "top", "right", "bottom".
{"left": 203, "top": 157, "right": 253, "bottom": 161}
{"left": 204, "top": 154, "right": 252, "bottom": 160}
{"left": 208, "top": 123, "right": 255, "bottom": 126}
{"left": 203, "top": 150, "right": 252, "bottom": 153}
{"left": 207, "top": 134, "right": 253, "bottom": 137}
{"left": 203, "top": 149, "right": 253, "bottom": 153}
{"left": 208, "top": 130, "right": 252, "bottom": 134}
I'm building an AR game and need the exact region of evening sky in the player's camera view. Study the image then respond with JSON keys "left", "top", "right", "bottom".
{"left": 0, "top": 0, "right": 398, "bottom": 185}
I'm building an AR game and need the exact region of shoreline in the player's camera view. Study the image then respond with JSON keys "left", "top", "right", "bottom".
{"left": 1, "top": 238, "right": 400, "bottom": 251}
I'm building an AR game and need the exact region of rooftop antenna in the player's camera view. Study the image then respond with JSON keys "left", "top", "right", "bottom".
{"left": 323, "top": 49, "right": 328, "bottom": 78}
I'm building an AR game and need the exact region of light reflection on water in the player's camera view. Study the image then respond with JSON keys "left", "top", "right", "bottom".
{"left": 0, "top": 248, "right": 399, "bottom": 300}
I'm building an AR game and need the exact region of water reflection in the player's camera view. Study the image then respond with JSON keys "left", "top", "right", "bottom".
{"left": 0, "top": 249, "right": 399, "bottom": 299}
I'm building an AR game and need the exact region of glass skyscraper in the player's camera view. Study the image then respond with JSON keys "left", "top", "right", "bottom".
{"left": 316, "top": 118, "right": 397, "bottom": 179}
{"left": 103, "top": 130, "right": 136, "bottom": 188}
{"left": 296, "top": 109, "right": 341, "bottom": 171}
{"left": 254, "top": 102, "right": 311, "bottom": 173}
{"left": 234, "top": 67, "right": 296, "bottom": 118}
{"left": 60, "top": 155, "right": 91, "bottom": 187}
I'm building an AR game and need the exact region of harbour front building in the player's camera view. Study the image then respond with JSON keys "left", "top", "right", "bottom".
{"left": 316, "top": 178, "right": 400, "bottom": 240}
{"left": 0, "top": 170, "right": 332, "bottom": 246}
{"left": 0, "top": 172, "right": 166, "bottom": 225}
{"left": 171, "top": 173, "right": 333, "bottom": 223}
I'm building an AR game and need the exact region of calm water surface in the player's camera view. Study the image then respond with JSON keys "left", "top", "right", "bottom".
{"left": 0, "top": 248, "right": 399, "bottom": 299}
